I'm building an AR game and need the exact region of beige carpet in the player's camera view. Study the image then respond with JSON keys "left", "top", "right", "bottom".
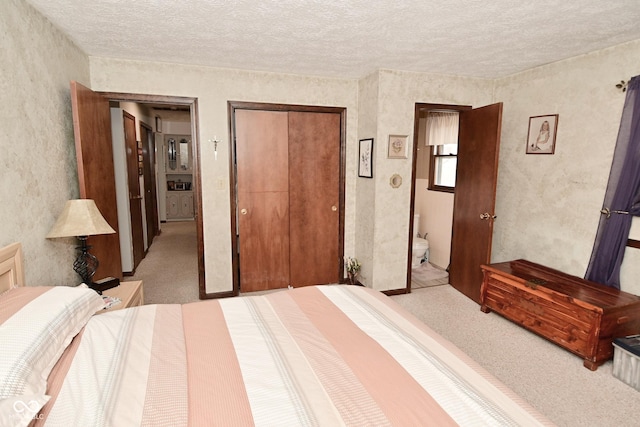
{"left": 129, "top": 221, "right": 200, "bottom": 305}
{"left": 391, "top": 286, "right": 640, "bottom": 427}
{"left": 131, "top": 224, "right": 640, "bottom": 425}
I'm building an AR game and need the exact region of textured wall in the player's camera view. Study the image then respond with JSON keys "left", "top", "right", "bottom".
{"left": 370, "top": 70, "right": 494, "bottom": 290}
{"left": 89, "top": 62, "right": 493, "bottom": 293}
{"left": 0, "top": 0, "right": 90, "bottom": 286}
{"left": 493, "top": 40, "right": 640, "bottom": 295}
{"left": 354, "top": 72, "right": 380, "bottom": 287}
{"left": 89, "top": 58, "right": 359, "bottom": 293}
{"left": 6, "top": 0, "right": 639, "bottom": 296}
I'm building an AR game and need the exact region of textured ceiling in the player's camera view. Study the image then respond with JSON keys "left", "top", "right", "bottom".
{"left": 25, "top": 0, "right": 640, "bottom": 79}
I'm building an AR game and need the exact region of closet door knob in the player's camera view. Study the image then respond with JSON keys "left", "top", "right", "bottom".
{"left": 331, "top": 205, "right": 337, "bottom": 212}
{"left": 480, "top": 212, "right": 497, "bottom": 220}
{"left": 241, "top": 208, "right": 247, "bottom": 215}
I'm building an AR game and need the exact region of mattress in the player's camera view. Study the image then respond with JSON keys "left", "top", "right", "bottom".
{"left": 34, "top": 285, "right": 553, "bottom": 426}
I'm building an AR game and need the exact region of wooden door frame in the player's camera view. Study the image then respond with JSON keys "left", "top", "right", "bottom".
{"left": 406, "top": 102, "right": 472, "bottom": 293}
{"left": 99, "top": 91, "right": 205, "bottom": 298}
{"left": 228, "top": 101, "right": 347, "bottom": 296}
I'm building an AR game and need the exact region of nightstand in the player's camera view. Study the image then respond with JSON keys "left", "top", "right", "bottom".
{"left": 96, "top": 280, "right": 144, "bottom": 314}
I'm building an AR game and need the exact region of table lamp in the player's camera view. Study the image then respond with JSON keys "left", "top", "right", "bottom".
{"left": 47, "top": 199, "right": 116, "bottom": 290}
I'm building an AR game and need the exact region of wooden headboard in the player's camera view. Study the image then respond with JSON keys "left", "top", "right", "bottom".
{"left": 0, "top": 242, "right": 25, "bottom": 293}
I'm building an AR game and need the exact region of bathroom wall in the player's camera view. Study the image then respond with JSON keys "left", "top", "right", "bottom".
{"left": 414, "top": 181, "right": 453, "bottom": 269}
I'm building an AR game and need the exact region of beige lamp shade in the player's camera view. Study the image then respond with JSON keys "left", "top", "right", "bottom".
{"left": 47, "top": 199, "right": 116, "bottom": 238}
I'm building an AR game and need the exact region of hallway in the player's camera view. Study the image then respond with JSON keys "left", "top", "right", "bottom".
{"left": 129, "top": 221, "right": 200, "bottom": 304}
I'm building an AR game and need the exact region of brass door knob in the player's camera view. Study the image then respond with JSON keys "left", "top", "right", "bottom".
{"left": 331, "top": 205, "right": 337, "bottom": 212}
{"left": 241, "top": 208, "right": 247, "bottom": 215}
{"left": 480, "top": 212, "right": 497, "bottom": 220}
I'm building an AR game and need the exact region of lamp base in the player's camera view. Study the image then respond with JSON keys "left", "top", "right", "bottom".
{"left": 74, "top": 236, "right": 98, "bottom": 285}
{"left": 91, "top": 277, "right": 120, "bottom": 293}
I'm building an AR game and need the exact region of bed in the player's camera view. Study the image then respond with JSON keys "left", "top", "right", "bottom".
{"left": 0, "top": 242, "right": 554, "bottom": 426}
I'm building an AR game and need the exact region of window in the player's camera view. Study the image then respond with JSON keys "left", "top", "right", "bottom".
{"left": 430, "top": 144, "right": 457, "bottom": 191}
{"left": 426, "top": 111, "right": 459, "bottom": 193}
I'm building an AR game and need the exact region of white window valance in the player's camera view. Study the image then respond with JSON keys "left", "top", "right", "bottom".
{"left": 425, "top": 111, "right": 459, "bottom": 146}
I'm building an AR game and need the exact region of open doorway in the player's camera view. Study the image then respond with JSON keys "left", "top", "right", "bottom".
{"left": 408, "top": 103, "right": 470, "bottom": 290}
{"left": 97, "top": 90, "right": 204, "bottom": 302}
{"left": 116, "top": 101, "right": 200, "bottom": 303}
{"left": 408, "top": 102, "right": 503, "bottom": 302}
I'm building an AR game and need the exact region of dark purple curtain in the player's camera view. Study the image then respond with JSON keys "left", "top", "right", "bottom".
{"left": 585, "top": 76, "right": 640, "bottom": 288}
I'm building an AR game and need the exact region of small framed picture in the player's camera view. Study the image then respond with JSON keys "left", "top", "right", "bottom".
{"left": 387, "top": 134, "right": 408, "bottom": 159}
{"left": 155, "top": 116, "right": 162, "bottom": 133}
{"left": 167, "top": 180, "right": 175, "bottom": 191}
{"left": 358, "top": 138, "right": 374, "bottom": 178}
{"left": 526, "top": 114, "right": 558, "bottom": 154}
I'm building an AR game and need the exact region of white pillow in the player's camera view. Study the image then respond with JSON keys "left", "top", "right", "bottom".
{"left": 0, "top": 286, "right": 105, "bottom": 399}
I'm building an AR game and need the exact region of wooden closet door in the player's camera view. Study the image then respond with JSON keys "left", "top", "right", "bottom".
{"left": 235, "top": 110, "right": 290, "bottom": 292}
{"left": 288, "top": 111, "right": 341, "bottom": 286}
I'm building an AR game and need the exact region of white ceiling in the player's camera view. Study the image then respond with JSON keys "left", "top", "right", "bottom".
{"left": 25, "top": 0, "right": 640, "bottom": 79}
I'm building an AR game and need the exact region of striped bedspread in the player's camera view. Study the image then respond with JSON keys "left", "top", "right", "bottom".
{"left": 36, "top": 285, "right": 553, "bottom": 426}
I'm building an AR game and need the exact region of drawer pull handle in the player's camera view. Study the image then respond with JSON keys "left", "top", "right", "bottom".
{"left": 617, "top": 316, "right": 630, "bottom": 324}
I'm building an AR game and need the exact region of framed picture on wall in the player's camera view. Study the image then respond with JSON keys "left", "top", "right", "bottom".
{"left": 358, "top": 138, "right": 374, "bottom": 178}
{"left": 526, "top": 114, "right": 558, "bottom": 154}
{"left": 387, "top": 134, "right": 408, "bottom": 159}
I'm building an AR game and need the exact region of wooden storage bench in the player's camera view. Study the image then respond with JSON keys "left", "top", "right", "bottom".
{"left": 480, "top": 260, "right": 640, "bottom": 370}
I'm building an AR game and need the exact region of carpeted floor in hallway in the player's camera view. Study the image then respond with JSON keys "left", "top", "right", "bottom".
{"left": 129, "top": 220, "right": 200, "bottom": 304}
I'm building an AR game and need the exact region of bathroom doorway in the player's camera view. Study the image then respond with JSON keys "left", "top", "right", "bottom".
{"left": 408, "top": 103, "right": 469, "bottom": 290}
{"left": 408, "top": 102, "right": 502, "bottom": 302}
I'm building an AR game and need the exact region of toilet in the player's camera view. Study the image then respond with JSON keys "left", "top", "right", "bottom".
{"left": 412, "top": 214, "right": 429, "bottom": 268}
